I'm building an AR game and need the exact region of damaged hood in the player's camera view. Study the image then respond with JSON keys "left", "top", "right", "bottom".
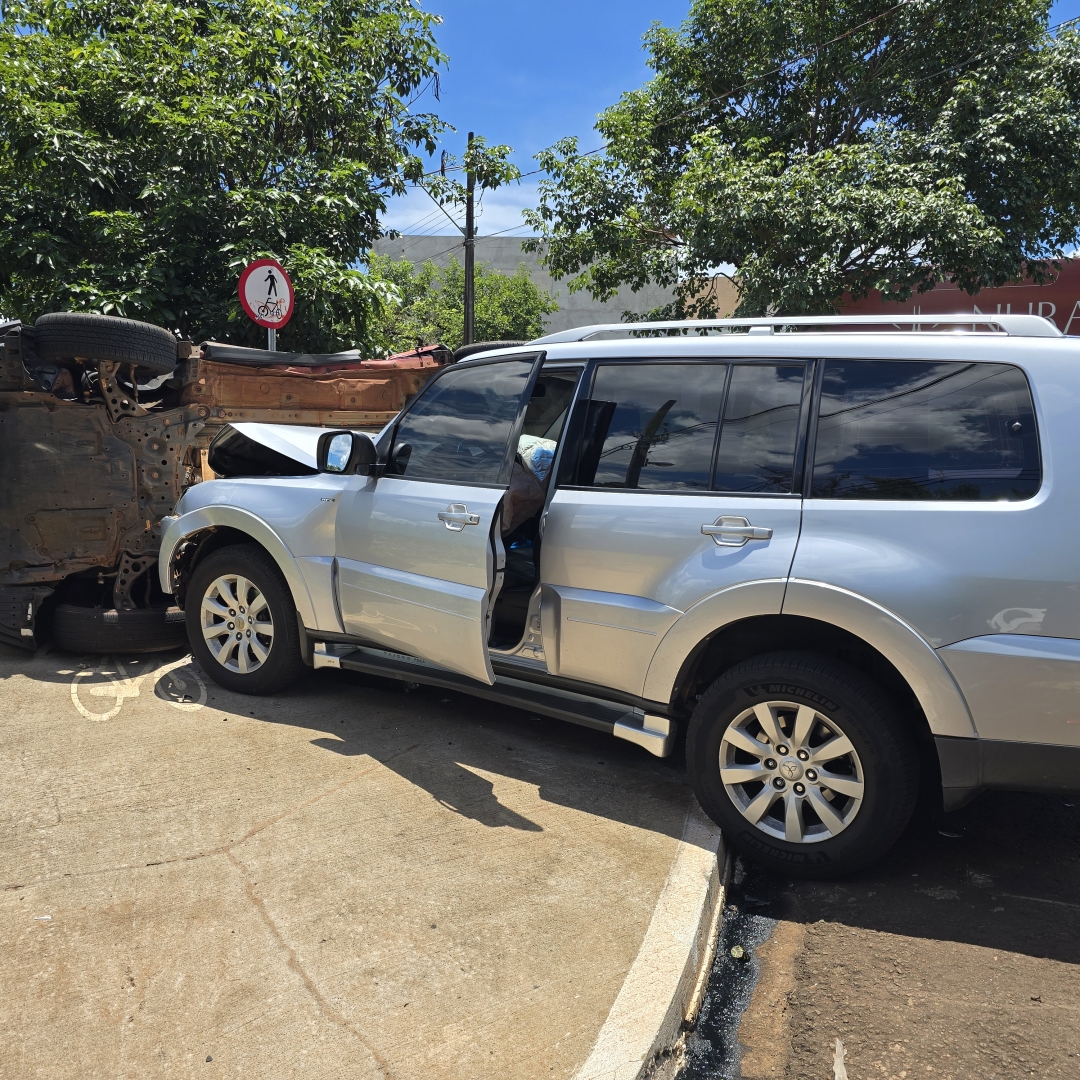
{"left": 226, "top": 422, "right": 323, "bottom": 469}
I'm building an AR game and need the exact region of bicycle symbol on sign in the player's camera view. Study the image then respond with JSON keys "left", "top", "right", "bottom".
{"left": 257, "top": 297, "right": 285, "bottom": 321}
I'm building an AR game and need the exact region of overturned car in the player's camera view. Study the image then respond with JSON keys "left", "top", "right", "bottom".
{"left": 0, "top": 312, "right": 453, "bottom": 652}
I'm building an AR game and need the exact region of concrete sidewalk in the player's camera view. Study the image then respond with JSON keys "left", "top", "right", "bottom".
{"left": 0, "top": 645, "right": 719, "bottom": 1079}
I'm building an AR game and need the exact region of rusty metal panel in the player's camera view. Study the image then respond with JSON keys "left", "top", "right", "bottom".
{"left": 180, "top": 359, "right": 437, "bottom": 413}
{"left": 179, "top": 355, "right": 443, "bottom": 447}
{"left": 0, "top": 393, "right": 206, "bottom": 585}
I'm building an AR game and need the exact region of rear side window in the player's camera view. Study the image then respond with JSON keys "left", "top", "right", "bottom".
{"left": 812, "top": 360, "right": 1040, "bottom": 501}
{"left": 713, "top": 364, "right": 807, "bottom": 493}
{"left": 573, "top": 362, "right": 726, "bottom": 490}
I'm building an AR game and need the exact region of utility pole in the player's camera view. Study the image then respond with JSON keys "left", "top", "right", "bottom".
{"left": 463, "top": 131, "right": 476, "bottom": 346}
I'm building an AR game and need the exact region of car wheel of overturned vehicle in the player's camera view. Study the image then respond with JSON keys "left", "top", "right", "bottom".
{"left": 34, "top": 312, "right": 178, "bottom": 376}
{"left": 52, "top": 604, "right": 186, "bottom": 654}
{"left": 186, "top": 544, "right": 305, "bottom": 695}
{"left": 687, "top": 651, "right": 919, "bottom": 879}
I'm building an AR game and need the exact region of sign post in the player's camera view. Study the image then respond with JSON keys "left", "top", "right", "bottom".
{"left": 238, "top": 258, "right": 294, "bottom": 351}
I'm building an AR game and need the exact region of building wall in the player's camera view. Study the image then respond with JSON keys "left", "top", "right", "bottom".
{"left": 372, "top": 234, "right": 677, "bottom": 335}
{"left": 842, "top": 261, "right": 1080, "bottom": 336}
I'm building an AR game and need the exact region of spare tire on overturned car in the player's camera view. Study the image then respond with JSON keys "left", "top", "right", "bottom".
{"left": 34, "top": 312, "right": 178, "bottom": 377}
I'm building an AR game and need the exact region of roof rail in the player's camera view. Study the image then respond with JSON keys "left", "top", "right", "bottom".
{"left": 531, "top": 313, "right": 1063, "bottom": 344}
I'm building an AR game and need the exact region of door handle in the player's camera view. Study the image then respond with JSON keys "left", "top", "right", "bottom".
{"left": 701, "top": 516, "right": 773, "bottom": 547}
{"left": 439, "top": 503, "right": 481, "bottom": 531}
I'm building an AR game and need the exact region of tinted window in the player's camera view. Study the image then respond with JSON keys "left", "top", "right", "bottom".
{"left": 521, "top": 370, "right": 581, "bottom": 442}
{"left": 812, "top": 361, "right": 1040, "bottom": 501}
{"left": 574, "top": 363, "right": 726, "bottom": 490}
{"left": 389, "top": 358, "right": 533, "bottom": 483}
{"left": 713, "top": 364, "right": 806, "bottom": 493}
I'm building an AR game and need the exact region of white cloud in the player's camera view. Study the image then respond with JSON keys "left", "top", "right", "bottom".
{"left": 379, "top": 181, "right": 540, "bottom": 239}
{"left": 474, "top": 181, "right": 542, "bottom": 237}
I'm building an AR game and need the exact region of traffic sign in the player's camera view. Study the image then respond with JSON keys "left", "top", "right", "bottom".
{"left": 238, "top": 258, "right": 294, "bottom": 329}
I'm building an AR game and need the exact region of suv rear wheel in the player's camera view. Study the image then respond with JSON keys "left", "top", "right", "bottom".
{"left": 186, "top": 544, "right": 304, "bottom": 695}
{"left": 686, "top": 652, "right": 918, "bottom": 878}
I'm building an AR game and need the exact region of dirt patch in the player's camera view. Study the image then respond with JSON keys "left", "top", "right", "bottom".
{"left": 737, "top": 920, "right": 806, "bottom": 1079}
{"left": 679, "top": 789, "right": 1080, "bottom": 1080}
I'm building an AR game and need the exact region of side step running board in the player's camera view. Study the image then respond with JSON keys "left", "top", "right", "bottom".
{"left": 314, "top": 643, "right": 677, "bottom": 757}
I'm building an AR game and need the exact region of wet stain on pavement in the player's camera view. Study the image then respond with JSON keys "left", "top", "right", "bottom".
{"left": 679, "top": 860, "right": 778, "bottom": 1079}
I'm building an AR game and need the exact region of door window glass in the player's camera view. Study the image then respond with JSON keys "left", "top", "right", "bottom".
{"left": 812, "top": 360, "right": 1040, "bottom": 501}
{"left": 574, "top": 363, "right": 726, "bottom": 490}
{"left": 388, "top": 358, "right": 534, "bottom": 484}
{"left": 521, "top": 370, "right": 581, "bottom": 442}
{"left": 713, "top": 364, "right": 807, "bottom": 493}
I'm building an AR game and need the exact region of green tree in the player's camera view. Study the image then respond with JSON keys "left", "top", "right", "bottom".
{"left": 367, "top": 253, "right": 558, "bottom": 353}
{"left": 0, "top": 0, "right": 518, "bottom": 351}
{"left": 525, "top": 0, "right": 1080, "bottom": 316}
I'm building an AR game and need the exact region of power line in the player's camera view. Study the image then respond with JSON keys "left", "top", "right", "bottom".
{"left": 393, "top": 207, "right": 445, "bottom": 235}
{"left": 415, "top": 181, "right": 466, "bottom": 235}
{"left": 393, "top": 222, "right": 537, "bottom": 266}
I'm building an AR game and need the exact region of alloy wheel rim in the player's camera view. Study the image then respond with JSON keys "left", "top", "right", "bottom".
{"left": 200, "top": 575, "right": 274, "bottom": 674}
{"left": 719, "top": 700, "right": 864, "bottom": 844}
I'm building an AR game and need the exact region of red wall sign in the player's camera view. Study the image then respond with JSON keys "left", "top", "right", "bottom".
{"left": 844, "top": 260, "right": 1080, "bottom": 335}
{"left": 238, "top": 258, "right": 295, "bottom": 329}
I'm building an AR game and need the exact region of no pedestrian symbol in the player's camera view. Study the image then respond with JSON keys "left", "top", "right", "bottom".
{"left": 238, "top": 258, "right": 294, "bottom": 329}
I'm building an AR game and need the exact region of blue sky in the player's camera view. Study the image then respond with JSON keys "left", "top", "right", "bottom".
{"left": 382, "top": 0, "right": 688, "bottom": 237}
{"left": 382, "top": 0, "right": 1080, "bottom": 239}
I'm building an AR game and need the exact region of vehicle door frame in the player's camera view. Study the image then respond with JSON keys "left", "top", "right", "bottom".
{"left": 332, "top": 350, "right": 547, "bottom": 683}
{"left": 374, "top": 350, "right": 548, "bottom": 489}
{"left": 536, "top": 353, "right": 818, "bottom": 698}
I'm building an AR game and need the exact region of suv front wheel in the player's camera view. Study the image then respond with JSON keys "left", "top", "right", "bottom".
{"left": 687, "top": 652, "right": 919, "bottom": 878}
{"left": 186, "top": 544, "right": 305, "bottom": 695}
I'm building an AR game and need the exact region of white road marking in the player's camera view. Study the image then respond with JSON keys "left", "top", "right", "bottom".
{"left": 70, "top": 654, "right": 206, "bottom": 721}
{"left": 833, "top": 1037, "right": 849, "bottom": 1080}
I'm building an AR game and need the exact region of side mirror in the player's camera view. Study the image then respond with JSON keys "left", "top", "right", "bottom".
{"left": 316, "top": 430, "right": 378, "bottom": 475}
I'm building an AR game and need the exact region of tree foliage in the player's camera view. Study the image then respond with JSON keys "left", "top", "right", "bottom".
{"left": 0, "top": 0, "right": 518, "bottom": 351}
{"left": 367, "top": 253, "right": 558, "bottom": 353}
{"left": 525, "top": 0, "right": 1080, "bottom": 315}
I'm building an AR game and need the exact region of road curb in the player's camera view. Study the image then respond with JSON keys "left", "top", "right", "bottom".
{"left": 572, "top": 801, "right": 726, "bottom": 1080}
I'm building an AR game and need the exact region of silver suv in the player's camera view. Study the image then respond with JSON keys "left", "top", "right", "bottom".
{"left": 159, "top": 314, "right": 1080, "bottom": 876}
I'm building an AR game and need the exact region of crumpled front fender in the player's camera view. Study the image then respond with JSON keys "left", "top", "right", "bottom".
{"left": 158, "top": 505, "right": 317, "bottom": 628}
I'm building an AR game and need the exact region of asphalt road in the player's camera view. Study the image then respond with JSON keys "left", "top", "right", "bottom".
{"left": 679, "top": 788, "right": 1080, "bottom": 1079}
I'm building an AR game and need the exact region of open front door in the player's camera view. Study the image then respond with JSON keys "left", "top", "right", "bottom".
{"left": 333, "top": 354, "right": 542, "bottom": 684}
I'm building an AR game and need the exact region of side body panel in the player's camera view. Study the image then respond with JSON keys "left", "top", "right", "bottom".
{"left": 540, "top": 489, "right": 801, "bottom": 697}
{"left": 160, "top": 473, "right": 348, "bottom": 629}
{"left": 939, "top": 635, "right": 1080, "bottom": 747}
{"left": 334, "top": 476, "right": 502, "bottom": 684}
{"left": 782, "top": 581, "right": 977, "bottom": 739}
{"left": 179, "top": 352, "right": 442, "bottom": 449}
{"left": 641, "top": 580, "right": 787, "bottom": 703}
{"left": 790, "top": 493, "right": 1068, "bottom": 648}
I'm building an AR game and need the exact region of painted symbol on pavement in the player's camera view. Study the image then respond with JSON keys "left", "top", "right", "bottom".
{"left": 70, "top": 655, "right": 207, "bottom": 721}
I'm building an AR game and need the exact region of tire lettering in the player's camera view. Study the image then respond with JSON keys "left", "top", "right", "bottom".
{"left": 738, "top": 830, "right": 831, "bottom": 864}
{"left": 742, "top": 683, "right": 839, "bottom": 713}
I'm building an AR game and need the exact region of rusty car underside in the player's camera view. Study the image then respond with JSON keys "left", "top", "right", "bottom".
{"left": 0, "top": 314, "right": 450, "bottom": 651}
